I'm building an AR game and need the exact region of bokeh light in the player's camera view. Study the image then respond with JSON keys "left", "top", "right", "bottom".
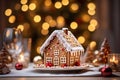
{"left": 15, "top": 3, "right": 21, "bottom": 10}
{"left": 82, "top": 14, "right": 90, "bottom": 22}
{"left": 87, "top": 2, "right": 96, "bottom": 10}
{"left": 21, "top": 4, "right": 28, "bottom": 12}
{"left": 29, "top": 3, "right": 36, "bottom": 10}
{"left": 8, "top": 15, "right": 16, "bottom": 23}
{"left": 5, "top": 9, "right": 12, "bottom": 16}
{"left": 90, "top": 19, "right": 98, "bottom": 26}
{"left": 34, "top": 15, "right": 41, "bottom": 23}
{"left": 36, "top": 46, "right": 41, "bottom": 54}
{"left": 70, "top": 22, "right": 78, "bottom": 29}
{"left": 90, "top": 41, "right": 96, "bottom": 49}
{"left": 41, "top": 29, "right": 49, "bottom": 35}
{"left": 78, "top": 36, "right": 85, "bottom": 44}
{"left": 54, "top": 1, "right": 62, "bottom": 9}
{"left": 88, "top": 25, "right": 96, "bottom": 32}
{"left": 56, "top": 16, "right": 65, "bottom": 28}
{"left": 62, "top": 0, "right": 69, "bottom": 6}
{"left": 17, "top": 24, "right": 24, "bottom": 31}
{"left": 44, "top": 0, "right": 52, "bottom": 7}
{"left": 42, "top": 22, "right": 50, "bottom": 30}
{"left": 70, "top": 3, "right": 79, "bottom": 12}
{"left": 20, "top": 0, "right": 28, "bottom": 4}
{"left": 88, "top": 10, "right": 96, "bottom": 15}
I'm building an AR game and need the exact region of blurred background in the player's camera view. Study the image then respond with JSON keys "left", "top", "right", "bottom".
{"left": 0, "top": 0, "right": 120, "bottom": 61}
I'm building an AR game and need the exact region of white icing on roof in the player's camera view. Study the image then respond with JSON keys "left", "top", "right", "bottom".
{"left": 40, "top": 29, "right": 84, "bottom": 54}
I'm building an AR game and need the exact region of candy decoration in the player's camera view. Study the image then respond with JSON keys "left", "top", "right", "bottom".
{"left": 15, "top": 63, "right": 23, "bottom": 70}
{"left": 74, "top": 61, "right": 80, "bottom": 66}
{"left": 46, "top": 62, "right": 53, "bottom": 67}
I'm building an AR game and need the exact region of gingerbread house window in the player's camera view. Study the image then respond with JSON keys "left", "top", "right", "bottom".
{"left": 70, "top": 57, "right": 74, "bottom": 64}
{"left": 53, "top": 56, "right": 59, "bottom": 66}
{"left": 46, "top": 57, "right": 52, "bottom": 63}
{"left": 60, "top": 57, "right": 66, "bottom": 64}
{"left": 54, "top": 50, "right": 59, "bottom": 55}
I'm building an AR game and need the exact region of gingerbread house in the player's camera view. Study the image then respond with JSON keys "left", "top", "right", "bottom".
{"left": 40, "top": 28, "right": 84, "bottom": 67}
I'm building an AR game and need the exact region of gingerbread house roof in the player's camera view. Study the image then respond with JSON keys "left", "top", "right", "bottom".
{"left": 40, "top": 28, "right": 84, "bottom": 54}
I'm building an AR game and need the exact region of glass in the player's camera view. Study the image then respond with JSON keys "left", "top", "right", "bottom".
{"left": 3, "top": 28, "right": 23, "bottom": 68}
{"left": 108, "top": 53, "right": 120, "bottom": 72}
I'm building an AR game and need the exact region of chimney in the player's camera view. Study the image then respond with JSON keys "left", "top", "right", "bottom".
{"left": 62, "top": 28, "right": 68, "bottom": 35}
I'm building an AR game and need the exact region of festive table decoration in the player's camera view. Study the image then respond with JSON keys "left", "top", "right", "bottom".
{"left": 98, "top": 38, "right": 111, "bottom": 64}
{"left": 15, "top": 62, "right": 23, "bottom": 70}
{"left": 0, "top": 46, "right": 12, "bottom": 74}
{"left": 34, "top": 28, "right": 85, "bottom": 69}
{"left": 33, "top": 56, "right": 43, "bottom": 67}
{"left": 100, "top": 66, "right": 112, "bottom": 77}
{"left": 108, "top": 53, "right": 120, "bottom": 72}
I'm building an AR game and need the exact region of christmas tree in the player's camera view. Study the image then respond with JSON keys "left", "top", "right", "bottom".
{"left": 99, "top": 38, "right": 111, "bottom": 64}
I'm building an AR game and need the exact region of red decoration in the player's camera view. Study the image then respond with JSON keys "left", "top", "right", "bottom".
{"left": 74, "top": 61, "right": 80, "bottom": 66}
{"left": 15, "top": 63, "right": 23, "bottom": 70}
{"left": 100, "top": 66, "right": 112, "bottom": 77}
{"left": 46, "top": 62, "right": 53, "bottom": 67}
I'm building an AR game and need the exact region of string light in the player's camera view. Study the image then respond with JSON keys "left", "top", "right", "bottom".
{"left": 21, "top": 4, "right": 28, "bottom": 12}
{"left": 88, "top": 25, "right": 96, "bottom": 32}
{"left": 5, "top": 9, "right": 12, "bottom": 16}
{"left": 70, "top": 3, "right": 79, "bottom": 12}
{"left": 29, "top": 3, "right": 36, "bottom": 10}
{"left": 42, "top": 22, "right": 50, "bottom": 30}
{"left": 8, "top": 15, "right": 16, "bottom": 23}
{"left": 17, "top": 25, "right": 24, "bottom": 31}
{"left": 62, "top": 0, "right": 69, "bottom": 6}
{"left": 90, "top": 41, "right": 96, "bottom": 49}
{"left": 78, "top": 36, "right": 85, "bottom": 44}
{"left": 54, "top": 1, "right": 62, "bottom": 9}
{"left": 82, "top": 14, "right": 90, "bottom": 22}
{"left": 20, "top": 0, "right": 28, "bottom": 4}
{"left": 88, "top": 10, "right": 96, "bottom": 15}
{"left": 41, "top": 29, "right": 49, "bottom": 35}
{"left": 70, "top": 21, "right": 78, "bottom": 29}
{"left": 56, "top": 16, "right": 65, "bottom": 28}
{"left": 90, "top": 19, "right": 98, "bottom": 27}
{"left": 34, "top": 15, "right": 41, "bottom": 23}
{"left": 44, "top": 0, "right": 52, "bottom": 7}
{"left": 87, "top": 2, "right": 96, "bottom": 10}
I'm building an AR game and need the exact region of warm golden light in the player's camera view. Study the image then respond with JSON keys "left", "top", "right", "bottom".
{"left": 93, "top": 59, "right": 97, "bottom": 63}
{"left": 45, "top": 16, "right": 52, "bottom": 22}
{"left": 17, "top": 25, "right": 24, "bottom": 31}
{"left": 49, "top": 20, "right": 56, "bottom": 27}
{"left": 5, "top": 9, "right": 12, "bottom": 16}
{"left": 70, "top": 3, "right": 79, "bottom": 12}
{"left": 90, "top": 41, "right": 96, "bottom": 49}
{"left": 21, "top": 4, "right": 28, "bottom": 12}
{"left": 8, "top": 15, "right": 16, "bottom": 23}
{"left": 70, "top": 22, "right": 78, "bottom": 29}
{"left": 34, "top": 15, "right": 41, "bottom": 23}
{"left": 41, "top": 29, "right": 49, "bottom": 35}
{"left": 44, "top": 0, "right": 52, "bottom": 7}
{"left": 42, "top": 22, "right": 50, "bottom": 30}
{"left": 62, "top": 0, "right": 69, "bottom": 6}
{"left": 56, "top": 16, "right": 65, "bottom": 28}
{"left": 82, "top": 14, "right": 90, "bottom": 22}
{"left": 87, "top": 2, "right": 96, "bottom": 10}
{"left": 36, "top": 46, "right": 41, "bottom": 54}
{"left": 88, "top": 10, "right": 96, "bottom": 15}
{"left": 20, "top": 0, "right": 28, "bottom": 4}
{"left": 90, "top": 19, "right": 98, "bottom": 26}
{"left": 54, "top": 1, "right": 62, "bottom": 9}
{"left": 29, "top": 3, "right": 36, "bottom": 10}
{"left": 78, "top": 36, "right": 85, "bottom": 44}
{"left": 88, "top": 25, "right": 96, "bottom": 32}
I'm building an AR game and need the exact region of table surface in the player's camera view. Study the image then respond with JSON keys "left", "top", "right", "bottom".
{"left": 0, "top": 63, "right": 120, "bottom": 80}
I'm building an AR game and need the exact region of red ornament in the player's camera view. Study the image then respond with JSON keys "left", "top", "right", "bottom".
{"left": 15, "top": 63, "right": 23, "bottom": 70}
{"left": 74, "top": 61, "right": 80, "bottom": 66}
{"left": 46, "top": 62, "right": 53, "bottom": 67}
{"left": 100, "top": 66, "right": 112, "bottom": 77}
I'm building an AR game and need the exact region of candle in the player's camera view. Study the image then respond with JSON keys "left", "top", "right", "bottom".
{"left": 108, "top": 54, "right": 120, "bottom": 72}
{"left": 110, "top": 55, "right": 118, "bottom": 64}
